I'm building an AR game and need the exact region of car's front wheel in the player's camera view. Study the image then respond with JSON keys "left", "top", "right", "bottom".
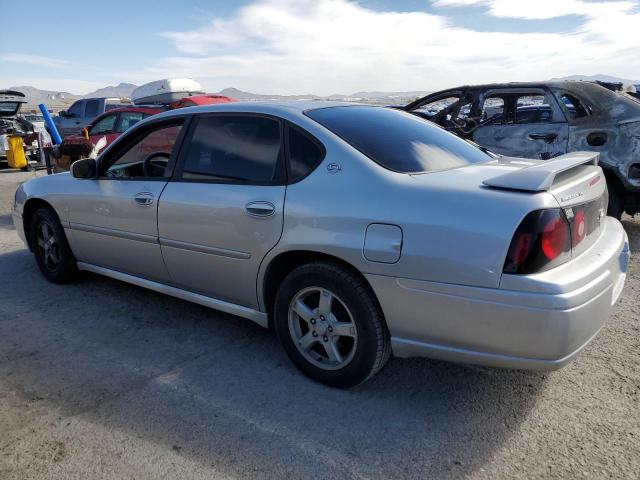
{"left": 30, "top": 207, "right": 77, "bottom": 283}
{"left": 274, "top": 262, "right": 390, "bottom": 388}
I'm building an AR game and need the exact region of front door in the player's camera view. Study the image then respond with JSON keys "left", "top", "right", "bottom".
{"left": 158, "top": 114, "right": 286, "bottom": 308}
{"left": 67, "top": 118, "right": 186, "bottom": 282}
{"left": 473, "top": 89, "right": 569, "bottom": 159}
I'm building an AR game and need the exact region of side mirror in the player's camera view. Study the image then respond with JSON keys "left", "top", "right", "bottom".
{"left": 58, "top": 110, "right": 67, "bottom": 118}
{"left": 71, "top": 158, "right": 98, "bottom": 179}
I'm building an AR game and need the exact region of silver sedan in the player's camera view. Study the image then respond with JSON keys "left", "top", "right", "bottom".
{"left": 12, "top": 102, "right": 630, "bottom": 387}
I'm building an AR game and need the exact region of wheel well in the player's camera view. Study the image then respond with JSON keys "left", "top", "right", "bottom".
{"left": 22, "top": 198, "right": 55, "bottom": 251}
{"left": 262, "top": 250, "right": 376, "bottom": 327}
{"left": 603, "top": 169, "right": 625, "bottom": 200}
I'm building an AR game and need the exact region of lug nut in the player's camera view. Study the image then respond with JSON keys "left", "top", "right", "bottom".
{"left": 328, "top": 326, "right": 333, "bottom": 332}
{"left": 323, "top": 336, "right": 328, "bottom": 342}
{"left": 312, "top": 331, "right": 318, "bottom": 337}
{"left": 320, "top": 315, "right": 325, "bottom": 321}
{"left": 310, "top": 318, "right": 316, "bottom": 324}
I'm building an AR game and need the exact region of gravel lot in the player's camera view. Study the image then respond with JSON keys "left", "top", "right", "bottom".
{"left": 0, "top": 169, "right": 638, "bottom": 480}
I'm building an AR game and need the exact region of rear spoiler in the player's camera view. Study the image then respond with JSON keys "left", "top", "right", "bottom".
{"left": 483, "top": 152, "right": 599, "bottom": 192}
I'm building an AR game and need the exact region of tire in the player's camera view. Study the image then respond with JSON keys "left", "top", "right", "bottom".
{"left": 30, "top": 207, "right": 77, "bottom": 283}
{"left": 273, "top": 261, "right": 391, "bottom": 388}
{"left": 606, "top": 181, "right": 623, "bottom": 220}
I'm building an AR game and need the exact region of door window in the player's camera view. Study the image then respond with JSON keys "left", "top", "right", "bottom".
{"left": 515, "top": 95, "right": 553, "bottom": 124}
{"left": 89, "top": 114, "right": 117, "bottom": 135}
{"left": 67, "top": 101, "right": 83, "bottom": 118}
{"left": 414, "top": 96, "right": 459, "bottom": 118}
{"left": 102, "top": 122, "right": 183, "bottom": 179}
{"left": 180, "top": 115, "right": 283, "bottom": 183}
{"left": 287, "top": 126, "right": 324, "bottom": 182}
{"left": 115, "top": 111, "right": 146, "bottom": 132}
{"left": 480, "top": 96, "right": 505, "bottom": 123}
{"left": 84, "top": 99, "right": 100, "bottom": 118}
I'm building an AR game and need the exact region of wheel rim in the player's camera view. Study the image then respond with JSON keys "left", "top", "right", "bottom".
{"left": 36, "top": 221, "right": 60, "bottom": 271}
{"left": 288, "top": 287, "right": 358, "bottom": 371}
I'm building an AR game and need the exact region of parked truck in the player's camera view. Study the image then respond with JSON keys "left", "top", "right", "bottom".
{"left": 53, "top": 97, "right": 131, "bottom": 137}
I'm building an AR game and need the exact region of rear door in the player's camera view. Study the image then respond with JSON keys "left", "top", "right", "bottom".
{"left": 473, "top": 88, "right": 569, "bottom": 159}
{"left": 158, "top": 113, "right": 286, "bottom": 308}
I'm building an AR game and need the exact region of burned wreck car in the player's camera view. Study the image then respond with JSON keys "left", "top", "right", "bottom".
{"left": 402, "top": 81, "right": 640, "bottom": 218}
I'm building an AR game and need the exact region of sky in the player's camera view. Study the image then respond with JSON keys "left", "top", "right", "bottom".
{"left": 1, "top": 0, "right": 639, "bottom": 95}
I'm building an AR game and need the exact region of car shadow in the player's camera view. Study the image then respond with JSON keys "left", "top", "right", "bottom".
{"left": 0, "top": 247, "right": 547, "bottom": 479}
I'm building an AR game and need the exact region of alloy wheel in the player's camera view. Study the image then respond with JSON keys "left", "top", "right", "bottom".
{"left": 288, "top": 287, "right": 358, "bottom": 370}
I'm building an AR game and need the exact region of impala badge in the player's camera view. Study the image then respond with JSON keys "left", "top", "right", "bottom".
{"left": 327, "top": 163, "right": 342, "bottom": 174}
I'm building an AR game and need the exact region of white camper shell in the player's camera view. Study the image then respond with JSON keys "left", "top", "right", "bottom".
{"left": 131, "top": 78, "right": 205, "bottom": 105}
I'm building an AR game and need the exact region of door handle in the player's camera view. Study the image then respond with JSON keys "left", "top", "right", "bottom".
{"left": 245, "top": 201, "right": 275, "bottom": 217}
{"left": 134, "top": 192, "right": 154, "bottom": 206}
{"left": 528, "top": 133, "right": 558, "bottom": 143}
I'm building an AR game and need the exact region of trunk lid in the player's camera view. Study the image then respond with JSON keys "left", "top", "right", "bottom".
{"left": 483, "top": 151, "right": 607, "bottom": 258}
{"left": 0, "top": 90, "right": 26, "bottom": 117}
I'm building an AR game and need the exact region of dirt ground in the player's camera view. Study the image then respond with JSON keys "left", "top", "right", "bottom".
{"left": 0, "top": 169, "right": 638, "bottom": 480}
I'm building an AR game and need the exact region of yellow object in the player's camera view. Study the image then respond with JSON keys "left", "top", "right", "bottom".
{"left": 7, "top": 135, "right": 27, "bottom": 169}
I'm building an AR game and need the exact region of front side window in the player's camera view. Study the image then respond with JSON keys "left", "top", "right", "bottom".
{"left": 414, "top": 96, "right": 459, "bottom": 118}
{"left": 102, "top": 122, "right": 183, "bottom": 178}
{"left": 84, "top": 100, "right": 100, "bottom": 118}
{"left": 115, "top": 112, "right": 145, "bottom": 132}
{"left": 90, "top": 114, "right": 116, "bottom": 135}
{"left": 288, "top": 126, "right": 324, "bottom": 181}
{"left": 480, "top": 96, "right": 505, "bottom": 124}
{"left": 67, "top": 101, "right": 83, "bottom": 117}
{"left": 180, "top": 115, "right": 282, "bottom": 183}
{"left": 307, "top": 106, "right": 490, "bottom": 174}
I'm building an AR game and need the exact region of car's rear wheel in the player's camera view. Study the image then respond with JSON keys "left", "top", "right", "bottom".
{"left": 274, "top": 262, "right": 390, "bottom": 388}
{"left": 30, "top": 207, "right": 77, "bottom": 283}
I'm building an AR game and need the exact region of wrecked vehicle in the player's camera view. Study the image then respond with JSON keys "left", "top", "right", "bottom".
{"left": 0, "top": 90, "right": 38, "bottom": 166}
{"left": 402, "top": 81, "right": 640, "bottom": 218}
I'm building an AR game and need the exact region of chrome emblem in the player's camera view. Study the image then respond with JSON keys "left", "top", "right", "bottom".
{"left": 327, "top": 163, "right": 342, "bottom": 174}
{"left": 561, "top": 192, "right": 583, "bottom": 202}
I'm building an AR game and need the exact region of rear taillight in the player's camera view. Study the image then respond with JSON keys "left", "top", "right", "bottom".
{"left": 504, "top": 209, "right": 571, "bottom": 274}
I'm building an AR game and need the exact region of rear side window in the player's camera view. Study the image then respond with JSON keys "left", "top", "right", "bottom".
{"left": 115, "top": 111, "right": 145, "bottom": 132}
{"left": 306, "top": 106, "right": 490, "bottom": 173}
{"left": 287, "top": 126, "right": 324, "bottom": 181}
{"left": 84, "top": 100, "right": 100, "bottom": 118}
{"left": 181, "top": 115, "right": 282, "bottom": 183}
{"left": 515, "top": 95, "right": 553, "bottom": 124}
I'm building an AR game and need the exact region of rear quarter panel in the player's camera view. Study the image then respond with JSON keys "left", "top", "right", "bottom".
{"left": 258, "top": 122, "right": 559, "bottom": 310}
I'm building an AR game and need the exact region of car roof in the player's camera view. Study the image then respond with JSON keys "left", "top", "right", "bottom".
{"left": 148, "top": 100, "right": 360, "bottom": 122}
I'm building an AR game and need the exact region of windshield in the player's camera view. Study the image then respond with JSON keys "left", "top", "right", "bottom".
{"left": 306, "top": 105, "right": 490, "bottom": 173}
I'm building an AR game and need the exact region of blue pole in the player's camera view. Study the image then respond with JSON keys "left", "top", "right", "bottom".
{"left": 38, "top": 103, "right": 63, "bottom": 145}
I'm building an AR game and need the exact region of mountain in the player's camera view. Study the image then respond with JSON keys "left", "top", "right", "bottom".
{"left": 549, "top": 74, "right": 640, "bottom": 85}
{"left": 8, "top": 85, "right": 80, "bottom": 105}
{"left": 83, "top": 82, "right": 138, "bottom": 99}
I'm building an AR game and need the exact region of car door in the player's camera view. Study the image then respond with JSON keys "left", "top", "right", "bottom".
{"left": 472, "top": 89, "right": 569, "bottom": 159}
{"left": 59, "top": 100, "right": 85, "bottom": 137}
{"left": 67, "top": 117, "right": 188, "bottom": 282}
{"left": 158, "top": 113, "right": 286, "bottom": 308}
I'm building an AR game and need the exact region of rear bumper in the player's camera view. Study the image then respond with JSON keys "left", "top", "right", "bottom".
{"left": 366, "top": 217, "right": 630, "bottom": 370}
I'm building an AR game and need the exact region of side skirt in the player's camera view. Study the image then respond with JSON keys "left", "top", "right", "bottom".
{"left": 77, "top": 262, "right": 269, "bottom": 328}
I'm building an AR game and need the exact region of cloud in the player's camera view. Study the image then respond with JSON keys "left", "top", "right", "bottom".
{"left": 433, "top": 0, "right": 635, "bottom": 20}
{"left": 0, "top": 53, "right": 71, "bottom": 69}
{"left": 153, "top": 0, "right": 640, "bottom": 95}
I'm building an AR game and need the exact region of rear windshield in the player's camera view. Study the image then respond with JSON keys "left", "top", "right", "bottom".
{"left": 306, "top": 105, "right": 490, "bottom": 173}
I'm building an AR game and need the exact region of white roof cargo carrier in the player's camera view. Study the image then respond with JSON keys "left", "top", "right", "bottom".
{"left": 131, "top": 78, "right": 204, "bottom": 105}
